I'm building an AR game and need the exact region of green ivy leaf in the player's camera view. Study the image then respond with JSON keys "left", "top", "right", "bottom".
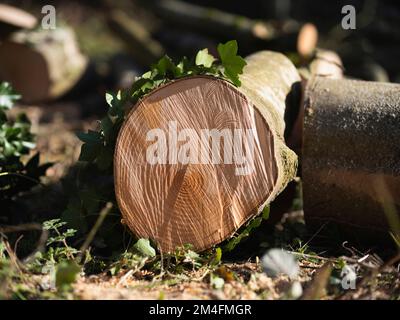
{"left": 262, "top": 206, "right": 270, "bottom": 220}
{"left": 100, "top": 116, "right": 114, "bottom": 144}
{"left": 134, "top": 238, "right": 156, "bottom": 257}
{"left": 142, "top": 71, "right": 152, "bottom": 79}
{"left": 217, "top": 40, "right": 247, "bottom": 86}
{"left": 105, "top": 92, "right": 114, "bottom": 107}
{"left": 21, "top": 141, "right": 36, "bottom": 149}
{"left": 195, "top": 48, "right": 216, "bottom": 68}
{"left": 176, "top": 56, "right": 191, "bottom": 76}
{"left": 0, "top": 82, "right": 49, "bottom": 201}
{"left": 55, "top": 260, "right": 81, "bottom": 291}
{"left": 223, "top": 217, "right": 263, "bottom": 252}
{"left": 210, "top": 247, "right": 222, "bottom": 266}
{"left": 154, "top": 55, "right": 177, "bottom": 77}
{"left": 77, "top": 129, "right": 103, "bottom": 163}
{"left": 131, "top": 78, "right": 155, "bottom": 96}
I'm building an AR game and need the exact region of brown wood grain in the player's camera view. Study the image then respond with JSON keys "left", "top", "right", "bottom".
{"left": 115, "top": 51, "right": 300, "bottom": 252}
{"left": 115, "top": 77, "right": 277, "bottom": 252}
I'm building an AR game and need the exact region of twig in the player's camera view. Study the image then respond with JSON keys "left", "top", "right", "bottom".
{"left": 0, "top": 172, "right": 41, "bottom": 186}
{"left": 289, "top": 251, "right": 377, "bottom": 270}
{"left": 77, "top": 202, "right": 113, "bottom": 264}
{"left": 117, "top": 269, "right": 135, "bottom": 286}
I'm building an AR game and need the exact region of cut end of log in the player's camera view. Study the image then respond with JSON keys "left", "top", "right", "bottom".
{"left": 114, "top": 76, "right": 280, "bottom": 252}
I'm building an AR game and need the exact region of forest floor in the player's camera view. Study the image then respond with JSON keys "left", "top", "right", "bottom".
{"left": 1, "top": 102, "right": 399, "bottom": 300}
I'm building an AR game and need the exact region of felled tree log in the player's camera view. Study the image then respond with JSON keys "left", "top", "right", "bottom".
{"left": 0, "top": 27, "right": 88, "bottom": 103}
{"left": 303, "top": 77, "right": 400, "bottom": 242}
{"left": 114, "top": 51, "right": 300, "bottom": 252}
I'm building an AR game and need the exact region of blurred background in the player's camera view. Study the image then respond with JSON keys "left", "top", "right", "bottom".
{"left": 1, "top": 0, "right": 399, "bottom": 107}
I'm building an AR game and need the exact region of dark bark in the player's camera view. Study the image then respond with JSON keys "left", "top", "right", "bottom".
{"left": 302, "top": 77, "right": 400, "bottom": 244}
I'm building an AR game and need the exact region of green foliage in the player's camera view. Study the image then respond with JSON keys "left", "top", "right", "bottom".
{"left": 0, "top": 82, "right": 20, "bottom": 111}
{"left": 107, "top": 242, "right": 222, "bottom": 277}
{"left": 223, "top": 206, "right": 270, "bottom": 252}
{"left": 0, "top": 218, "right": 84, "bottom": 298}
{"left": 0, "top": 82, "right": 51, "bottom": 201}
{"left": 210, "top": 247, "right": 222, "bottom": 266}
{"left": 210, "top": 274, "right": 225, "bottom": 289}
{"left": 28, "top": 219, "right": 80, "bottom": 275}
{"left": 170, "top": 244, "right": 204, "bottom": 269}
{"left": 0, "top": 241, "right": 13, "bottom": 298}
{"left": 217, "top": 40, "right": 247, "bottom": 86}
{"left": 0, "top": 83, "right": 33, "bottom": 163}
{"left": 55, "top": 260, "right": 81, "bottom": 292}
{"left": 134, "top": 238, "right": 156, "bottom": 258}
{"left": 43, "top": 219, "right": 77, "bottom": 249}
{"left": 107, "top": 238, "right": 160, "bottom": 276}
{"left": 108, "top": 249, "right": 150, "bottom": 276}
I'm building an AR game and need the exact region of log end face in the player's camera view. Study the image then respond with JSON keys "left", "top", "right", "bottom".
{"left": 114, "top": 76, "right": 281, "bottom": 252}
